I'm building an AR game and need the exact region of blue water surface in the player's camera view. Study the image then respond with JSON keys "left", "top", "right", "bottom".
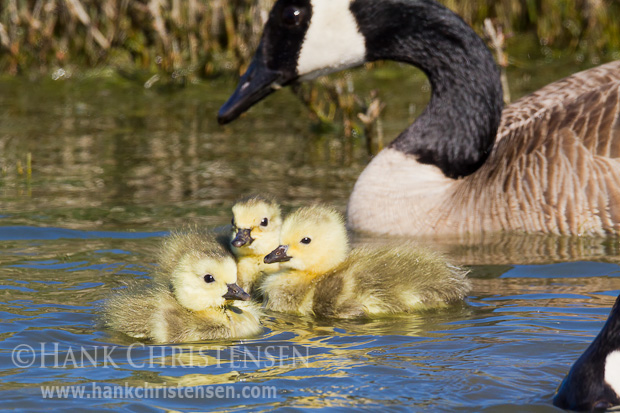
{"left": 1, "top": 226, "right": 618, "bottom": 411}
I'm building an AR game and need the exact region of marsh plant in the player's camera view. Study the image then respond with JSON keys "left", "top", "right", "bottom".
{"left": 2, "top": 0, "right": 617, "bottom": 77}
{"left": 1, "top": 0, "right": 618, "bottom": 153}
{"left": 0, "top": 0, "right": 273, "bottom": 78}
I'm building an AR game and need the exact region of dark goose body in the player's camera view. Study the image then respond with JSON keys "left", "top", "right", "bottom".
{"left": 553, "top": 293, "right": 620, "bottom": 411}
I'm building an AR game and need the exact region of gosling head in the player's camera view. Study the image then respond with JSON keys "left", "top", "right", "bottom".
{"left": 171, "top": 251, "right": 250, "bottom": 312}
{"left": 230, "top": 195, "right": 283, "bottom": 257}
{"left": 264, "top": 205, "right": 349, "bottom": 275}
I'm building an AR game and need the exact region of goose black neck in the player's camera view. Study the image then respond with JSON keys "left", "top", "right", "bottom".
{"left": 351, "top": 0, "right": 503, "bottom": 178}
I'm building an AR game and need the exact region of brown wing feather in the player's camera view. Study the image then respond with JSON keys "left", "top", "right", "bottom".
{"left": 454, "top": 61, "right": 620, "bottom": 235}
{"left": 497, "top": 61, "right": 620, "bottom": 139}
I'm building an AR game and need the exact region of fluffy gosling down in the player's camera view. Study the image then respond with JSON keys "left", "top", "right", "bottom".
{"left": 261, "top": 206, "right": 471, "bottom": 318}
{"left": 230, "top": 195, "right": 283, "bottom": 296}
{"left": 101, "top": 230, "right": 262, "bottom": 343}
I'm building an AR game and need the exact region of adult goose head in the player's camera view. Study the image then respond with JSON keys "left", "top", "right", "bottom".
{"left": 219, "top": 0, "right": 620, "bottom": 237}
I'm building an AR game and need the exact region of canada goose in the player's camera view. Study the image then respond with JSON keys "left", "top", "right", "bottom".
{"left": 218, "top": 0, "right": 620, "bottom": 237}
{"left": 553, "top": 293, "right": 620, "bottom": 411}
{"left": 260, "top": 205, "right": 470, "bottom": 318}
{"left": 230, "top": 195, "right": 283, "bottom": 296}
{"left": 101, "top": 230, "right": 262, "bottom": 343}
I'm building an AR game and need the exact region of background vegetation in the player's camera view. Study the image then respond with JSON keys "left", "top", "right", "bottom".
{"left": 1, "top": 0, "right": 618, "bottom": 78}
{"left": 2, "top": 0, "right": 619, "bottom": 154}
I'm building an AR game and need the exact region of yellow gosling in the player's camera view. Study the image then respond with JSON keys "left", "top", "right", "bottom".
{"left": 101, "top": 230, "right": 262, "bottom": 343}
{"left": 230, "top": 195, "right": 283, "bottom": 296}
{"left": 261, "top": 205, "right": 470, "bottom": 318}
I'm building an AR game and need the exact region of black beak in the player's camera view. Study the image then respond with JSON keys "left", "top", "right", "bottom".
{"left": 223, "top": 283, "right": 251, "bottom": 301}
{"left": 231, "top": 228, "right": 253, "bottom": 248}
{"left": 218, "top": 45, "right": 291, "bottom": 124}
{"left": 264, "top": 245, "right": 292, "bottom": 264}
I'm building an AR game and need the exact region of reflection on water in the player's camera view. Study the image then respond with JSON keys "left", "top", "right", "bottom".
{"left": 1, "top": 227, "right": 618, "bottom": 411}
{"left": 354, "top": 231, "right": 620, "bottom": 266}
{"left": 0, "top": 76, "right": 367, "bottom": 232}
{"left": 1, "top": 59, "right": 620, "bottom": 410}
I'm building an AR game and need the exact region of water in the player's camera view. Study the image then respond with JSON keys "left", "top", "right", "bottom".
{"left": 1, "top": 55, "right": 620, "bottom": 411}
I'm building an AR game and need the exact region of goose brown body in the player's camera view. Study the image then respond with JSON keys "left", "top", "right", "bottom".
{"left": 349, "top": 61, "right": 620, "bottom": 236}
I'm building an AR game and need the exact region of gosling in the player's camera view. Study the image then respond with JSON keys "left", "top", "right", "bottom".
{"left": 230, "top": 195, "right": 283, "bottom": 296}
{"left": 261, "top": 205, "right": 470, "bottom": 318}
{"left": 101, "top": 230, "right": 262, "bottom": 343}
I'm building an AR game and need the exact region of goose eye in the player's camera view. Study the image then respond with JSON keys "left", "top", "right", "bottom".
{"left": 281, "top": 6, "right": 305, "bottom": 27}
{"left": 203, "top": 274, "right": 215, "bottom": 283}
{"left": 260, "top": 217, "right": 269, "bottom": 227}
{"left": 300, "top": 237, "right": 311, "bottom": 244}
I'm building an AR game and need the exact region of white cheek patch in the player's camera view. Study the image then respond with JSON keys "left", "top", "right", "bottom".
{"left": 297, "top": 0, "right": 366, "bottom": 79}
{"left": 605, "top": 350, "right": 620, "bottom": 397}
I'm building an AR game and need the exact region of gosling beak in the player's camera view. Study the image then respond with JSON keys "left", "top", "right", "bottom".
{"left": 223, "top": 283, "right": 251, "bottom": 301}
{"left": 231, "top": 228, "right": 253, "bottom": 248}
{"left": 218, "top": 44, "right": 291, "bottom": 124}
{"left": 264, "top": 245, "right": 292, "bottom": 264}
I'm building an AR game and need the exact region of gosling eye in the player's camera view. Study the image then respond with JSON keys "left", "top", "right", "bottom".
{"left": 281, "top": 5, "right": 306, "bottom": 27}
{"left": 300, "top": 237, "right": 312, "bottom": 244}
{"left": 260, "top": 217, "right": 269, "bottom": 227}
{"left": 203, "top": 274, "right": 215, "bottom": 283}
{"left": 231, "top": 218, "right": 236, "bottom": 228}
